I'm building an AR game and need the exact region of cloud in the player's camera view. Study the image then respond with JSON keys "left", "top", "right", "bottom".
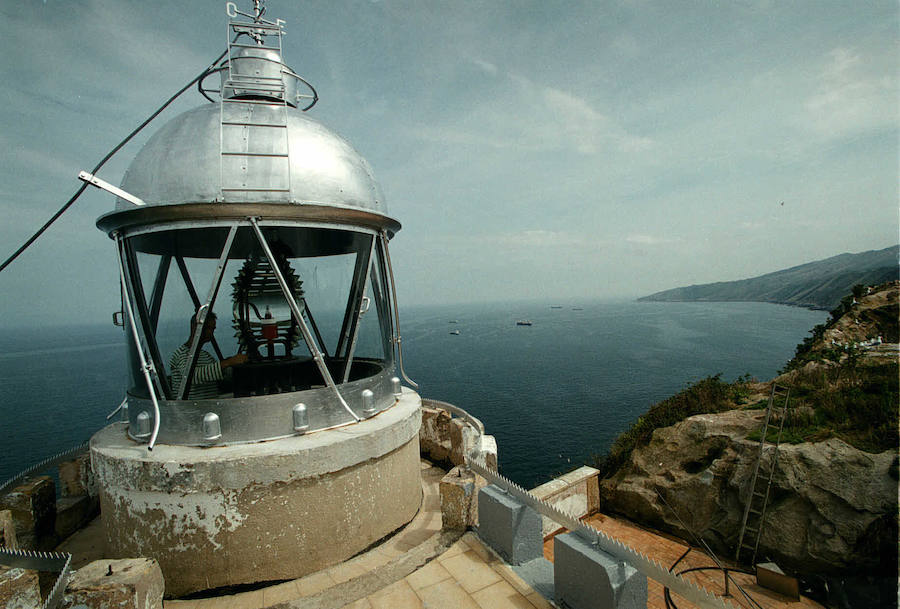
{"left": 624, "top": 234, "right": 679, "bottom": 245}
{"left": 803, "top": 47, "right": 897, "bottom": 140}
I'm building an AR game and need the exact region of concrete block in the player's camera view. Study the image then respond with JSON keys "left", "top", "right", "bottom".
{"left": 554, "top": 532, "right": 646, "bottom": 609}
{"left": 449, "top": 418, "right": 476, "bottom": 466}
{"left": 477, "top": 485, "right": 542, "bottom": 565}
{"left": 0, "top": 567, "right": 41, "bottom": 609}
{"left": 56, "top": 494, "right": 99, "bottom": 540}
{"left": 0, "top": 476, "right": 56, "bottom": 550}
{"left": 58, "top": 453, "right": 97, "bottom": 498}
{"left": 479, "top": 434, "right": 499, "bottom": 471}
{"left": 62, "top": 558, "right": 164, "bottom": 609}
{"left": 440, "top": 466, "right": 478, "bottom": 530}
{"left": 0, "top": 510, "right": 17, "bottom": 549}
{"left": 420, "top": 407, "right": 453, "bottom": 463}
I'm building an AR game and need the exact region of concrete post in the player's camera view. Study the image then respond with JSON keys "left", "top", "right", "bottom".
{"left": 440, "top": 466, "right": 478, "bottom": 530}
{"left": 477, "top": 485, "right": 543, "bottom": 565}
{"left": 0, "top": 510, "right": 16, "bottom": 549}
{"left": 554, "top": 532, "right": 647, "bottom": 609}
{"left": 0, "top": 476, "right": 56, "bottom": 550}
{"left": 61, "top": 558, "right": 164, "bottom": 609}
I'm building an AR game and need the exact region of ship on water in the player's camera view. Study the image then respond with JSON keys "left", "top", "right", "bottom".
{"left": 0, "top": 3, "right": 823, "bottom": 608}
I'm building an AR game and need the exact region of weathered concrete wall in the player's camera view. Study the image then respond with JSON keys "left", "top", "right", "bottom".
{"left": 531, "top": 466, "right": 600, "bottom": 538}
{"left": 92, "top": 393, "right": 423, "bottom": 597}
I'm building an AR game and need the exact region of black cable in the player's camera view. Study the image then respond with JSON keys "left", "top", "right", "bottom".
{"left": 0, "top": 48, "right": 229, "bottom": 274}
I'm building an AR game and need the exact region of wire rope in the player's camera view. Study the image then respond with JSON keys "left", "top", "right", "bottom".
{"left": 0, "top": 48, "right": 229, "bottom": 274}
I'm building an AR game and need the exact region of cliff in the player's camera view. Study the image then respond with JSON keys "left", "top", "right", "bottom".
{"left": 638, "top": 245, "right": 898, "bottom": 310}
{"left": 599, "top": 282, "right": 899, "bottom": 587}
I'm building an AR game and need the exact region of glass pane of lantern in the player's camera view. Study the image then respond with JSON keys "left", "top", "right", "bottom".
{"left": 351, "top": 244, "right": 392, "bottom": 365}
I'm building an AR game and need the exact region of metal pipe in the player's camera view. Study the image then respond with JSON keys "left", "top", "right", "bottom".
{"left": 379, "top": 231, "right": 418, "bottom": 389}
{"left": 115, "top": 234, "right": 162, "bottom": 450}
{"left": 249, "top": 217, "right": 360, "bottom": 421}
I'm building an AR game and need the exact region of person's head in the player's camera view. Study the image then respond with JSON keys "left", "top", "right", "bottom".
{"left": 189, "top": 312, "right": 217, "bottom": 344}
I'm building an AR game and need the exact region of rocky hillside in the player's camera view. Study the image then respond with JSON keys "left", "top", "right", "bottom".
{"left": 639, "top": 245, "right": 898, "bottom": 310}
{"left": 599, "top": 282, "right": 898, "bottom": 602}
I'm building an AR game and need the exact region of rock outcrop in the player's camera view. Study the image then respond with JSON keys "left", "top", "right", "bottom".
{"left": 600, "top": 409, "right": 897, "bottom": 575}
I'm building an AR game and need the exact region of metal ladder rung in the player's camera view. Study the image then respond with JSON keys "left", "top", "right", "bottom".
{"left": 221, "top": 187, "right": 291, "bottom": 192}
{"left": 749, "top": 508, "right": 762, "bottom": 516}
{"left": 231, "top": 22, "right": 284, "bottom": 32}
{"left": 222, "top": 98, "right": 289, "bottom": 106}
{"left": 222, "top": 151, "right": 289, "bottom": 157}
{"left": 226, "top": 83, "right": 286, "bottom": 93}
{"left": 227, "top": 74, "right": 285, "bottom": 82}
{"left": 222, "top": 121, "right": 288, "bottom": 128}
{"left": 230, "top": 42, "right": 281, "bottom": 51}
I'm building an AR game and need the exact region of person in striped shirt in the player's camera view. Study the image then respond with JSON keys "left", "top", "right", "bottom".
{"left": 169, "top": 313, "right": 247, "bottom": 399}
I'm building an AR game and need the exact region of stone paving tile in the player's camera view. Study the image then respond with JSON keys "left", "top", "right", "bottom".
{"left": 439, "top": 538, "right": 468, "bottom": 560}
{"left": 490, "top": 561, "right": 535, "bottom": 597}
{"left": 368, "top": 579, "right": 423, "bottom": 609}
{"left": 525, "top": 591, "right": 554, "bottom": 609}
{"left": 471, "top": 579, "right": 535, "bottom": 609}
{"left": 225, "top": 590, "right": 266, "bottom": 609}
{"left": 404, "top": 559, "right": 453, "bottom": 591}
{"left": 415, "top": 579, "right": 482, "bottom": 609}
{"left": 261, "top": 581, "right": 300, "bottom": 606}
{"left": 295, "top": 570, "right": 338, "bottom": 597}
{"left": 342, "top": 598, "right": 373, "bottom": 608}
{"left": 327, "top": 560, "right": 372, "bottom": 584}
{"left": 439, "top": 550, "right": 502, "bottom": 594}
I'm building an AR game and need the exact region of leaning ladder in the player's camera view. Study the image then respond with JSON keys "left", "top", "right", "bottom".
{"left": 219, "top": 18, "right": 292, "bottom": 202}
{"left": 735, "top": 383, "right": 791, "bottom": 565}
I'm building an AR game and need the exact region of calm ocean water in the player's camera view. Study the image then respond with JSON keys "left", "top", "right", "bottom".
{"left": 0, "top": 300, "right": 825, "bottom": 489}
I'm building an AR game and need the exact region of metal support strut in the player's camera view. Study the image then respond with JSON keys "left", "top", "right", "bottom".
{"left": 115, "top": 234, "right": 163, "bottom": 450}
{"left": 380, "top": 230, "right": 418, "bottom": 390}
{"left": 249, "top": 217, "right": 360, "bottom": 421}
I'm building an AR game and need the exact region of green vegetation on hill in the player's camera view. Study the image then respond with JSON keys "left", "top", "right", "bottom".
{"left": 639, "top": 245, "right": 898, "bottom": 310}
{"left": 594, "top": 374, "right": 752, "bottom": 479}
{"left": 599, "top": 281, "right": 900, "bottom": 480}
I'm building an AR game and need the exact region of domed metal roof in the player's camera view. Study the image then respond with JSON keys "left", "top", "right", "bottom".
{"left": 115, "top": 103, "right": 386, "bottom": 214}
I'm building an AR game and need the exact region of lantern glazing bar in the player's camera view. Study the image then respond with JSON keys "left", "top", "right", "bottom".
{"left": 341, "top": 239, "right": 376, "bottom": 384}
{"left": 336, "top": 236, "right": 374, "bottom": 359}
{"left": 300, "top": 296, "right": 329, "bottom": 357}
{"left": 116, "top": 235, "right": 162, "bottom": 449}
{"left": 175, "top": 255, "right": 225, "bottom": 360}
{"left": 249, "top": 217, "right": 359, "bottom": 421}
{"left": 122, "top": 239, "right": 170, "bottom": 399}
{"left": 148, "top": 255, "right": 172, "bottom": 331}
{"left": 176, "top": 223, "right": 240, "bottom": 400}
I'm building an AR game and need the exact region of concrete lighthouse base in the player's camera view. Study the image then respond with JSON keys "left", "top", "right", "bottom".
{"left": 90, "top": 391, "right": 422, "bottom": 597}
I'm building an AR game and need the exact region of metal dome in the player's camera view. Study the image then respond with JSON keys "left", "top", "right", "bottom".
{"left": 114, "top": 103, "right": 386, "bottom": 214}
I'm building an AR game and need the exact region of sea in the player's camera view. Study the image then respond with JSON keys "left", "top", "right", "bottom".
{"left": 0, "top": 299, "right": 826, "bottom": 490}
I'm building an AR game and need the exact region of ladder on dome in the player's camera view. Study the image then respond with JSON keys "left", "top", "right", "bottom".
{"left": 735, "top": 383, "right": 791, "bottom": 566}
{"left": 219, "top": 15, "right": 292, "bottom": 202}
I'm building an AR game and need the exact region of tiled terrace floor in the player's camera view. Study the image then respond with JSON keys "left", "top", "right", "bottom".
{"left": 160, "top": 461, "right": 550, "bottom": 609}
{"left": 544, "top": 513, "right": 824, "bottom": 609}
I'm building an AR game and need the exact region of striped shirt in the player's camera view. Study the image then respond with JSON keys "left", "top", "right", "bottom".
{"left": 169, "top": 344, "right": 223, "bottom": 400}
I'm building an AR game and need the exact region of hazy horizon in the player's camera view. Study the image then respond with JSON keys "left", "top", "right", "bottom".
{"left": 1, "top": 1, "right": 896, "bottom": 327}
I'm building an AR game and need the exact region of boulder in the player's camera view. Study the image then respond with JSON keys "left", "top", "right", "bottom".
{"left": 600, "top": 409, "right": 897, "bottom": 575}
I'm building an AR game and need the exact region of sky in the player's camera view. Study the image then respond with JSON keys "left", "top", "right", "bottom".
{"left": 0, "top": 0, "right": 896, "bottom": 327}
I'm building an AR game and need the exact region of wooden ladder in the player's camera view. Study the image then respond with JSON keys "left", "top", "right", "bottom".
{"left": 735, "top": 383, "right": 791, "bottom": 565}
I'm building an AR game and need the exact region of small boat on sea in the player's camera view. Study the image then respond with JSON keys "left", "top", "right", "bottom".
{"left": 572, "top": 307, "right": 583, "bottom": 311}
{"left": 516, "top": 320, "right": 533, "bottom": 326}
{"left": 550, "top": 305, "right": 562, "bottom": 309}
{"left": 448, "top": 320, "right": 459, "bottom": 324}
{"left": 449, "top": 330, "right": 460, "bottom": 335}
